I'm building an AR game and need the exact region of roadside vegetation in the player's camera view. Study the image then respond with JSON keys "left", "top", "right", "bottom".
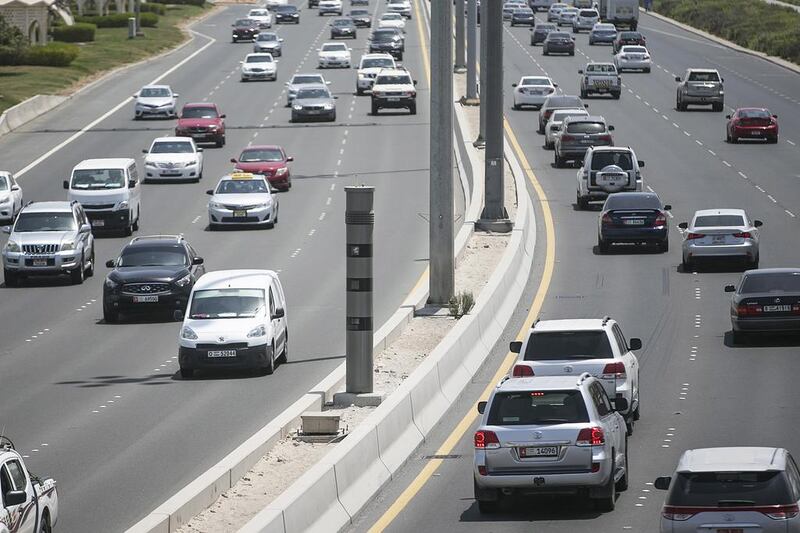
{"left": 0, "top": 1, "right": 208, "bottom": 114}
{"left": 648, "top": 0, "right": 800, "bottom": 64}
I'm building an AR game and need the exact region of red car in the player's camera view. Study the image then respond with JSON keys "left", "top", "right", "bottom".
{"left": 726, "top": 107, "right": 779, "bottom": 144}
{"left": 231, "top": 145, "right": 294, "bottom": 190}
{"left": 175, "top": 103, "right": 226, "bottom": 147}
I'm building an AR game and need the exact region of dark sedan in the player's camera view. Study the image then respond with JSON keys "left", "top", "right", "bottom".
{"left": 542, "top": 31, "right": 575, "bottom": 56}
{"left": 273, "top": 5, "right": 300, "bottom": 24}
{"left": 349, "top": 9, "right": 372, "bottom": 27}
{"left": 726, "top": 268, "right": 800, "bottom": 344}
{"left": 613, "top": 31, "right": 646, "bottom": 53}
{"left": 231, "top": 18, "right": 259, "bottom": 42}
{"left": 597, "top": 192, "right": 671, "bottom": 253}
{"left": 103, "top": 236, "right": 205, "bottom": 323}
{"left": 510, "top": 8, "right": 535, "bottom": 26}
{"left": 530, "top": 22, "right": 556, "bottom": 45}
{"left": 368, "top": 28, "right": 404, "bottom": 59}
{"left": 330, "top": 17, "right": 357, "bottom": 38}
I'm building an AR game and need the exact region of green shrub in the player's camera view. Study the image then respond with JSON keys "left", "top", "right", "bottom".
{"left": 51, "top": 22, "right": 96, "bottom": 42}
{"left": 139, "top": 12, "right": 159, "bottom": 26}
{"left": 22, "top": 43, "right": 79, "bottom": 66}
{"left": 448, "top": 291, "right": 475, "bottom": 319}
{"left": 75, "top": 12, "right": 158, "bottom": 28}
{"left": 140, "top": 3, "right": 166, "bottom": 15}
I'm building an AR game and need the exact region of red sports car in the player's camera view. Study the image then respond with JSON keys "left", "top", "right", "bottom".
{"left": 231, "top": 145, "right": 294, "bottom": 190}
{"left": 175, "top": 103, "right": 226, "bottom": 147}
{"left": 726, "top": 108, "right": 778, "bottom": 144}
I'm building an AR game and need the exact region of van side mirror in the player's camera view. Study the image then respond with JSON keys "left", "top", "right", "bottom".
{"left": 173, "top": 309, "right": 185, "bottom": 321}
{"left": 63, "top": 180, "right": 69, "bottom": 189}
{"left": 584, "top": 103, "right": 589, "bottom": 108}
{"left": 772, "top": 114, "right": 778, "bottom": 119}
{"left": 128, "top": 179, "right": 137, "bottom": 189}
{"left": 678, "top": 222, "right": 688, "bottom": 229}
{"left": 629, "top": 338, "right": 642, "bottom": 351}
{"left": 272, "top": 307, "right": 285, "bottom": 319}
{"left": 197, "top": 148, "right": 204, "bottom": 153}
{"left": 654, "top": 477, "right": 671, "bottom": 490}
{"left": 724, "top": 284, "right": 736, "bottom": 293}
{"left": 413, "top": 80, "right": 418, "bottom": 86}
{"left": 4, "top": 490, "right": 26, "bottom": 506}
{"left": 230, "top": 158, "right": 238, "bottom": 164}
{"left": 11, "top": 185, "right": 19, "bottom": 191}
{"left": 105, "top": 259, "right": 115, "bottom": 268}
{"left": 510, "top": 341, "right": 522, "bottom": 354}
{"left": 674, "top": 76, "right": 681, "bottom": 82}
{"left": 754, "top": 220, "right": 763, "bottom": 227}
{"left": 578, "top": 69, "right": 583, "bottom": 74}
{"left": 638, "top": 160, "right": 645, "bottom": 168}
{"left": 477, "top": 401, "right": 487, "bottom": 415}
{"left": 192, "top": 257, "right": 204, "bottom": 265}
{"left": 613, "top": 397, "right": 628, "bottom": 412}
{"left": 512, "top": 83, "right": 518, "bottom": 87}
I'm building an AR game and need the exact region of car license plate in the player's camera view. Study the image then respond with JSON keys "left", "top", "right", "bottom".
{"left": 764, "top": 305, "right": 792, "bottom": 312}
{"left": 233, "top": 210, "right": 247, "bottom": 218}
{"left": 307, "top": 110, "right": 320, "bottom": 115}
{"left": 133, "top": 295, "right": 158, "bottom": 303}
{"left": 33, "top": 259, "right": 47, "bottom": 267}
{"left": 715, "top": 529, "right": 743, "bottom": 533}
{"left": 208, "top": 350, "right": 237, "bottom": 358}
{"left": 623, "top": 219, "right": 645, "bottom": 225}
{"left": 92, "top": 219, "right": 105, "bottom": 227}
{"left": 520, "top": 446, "right": 559, "bottom": 457}
{"left": 750, "top": 131, "right": 762, "bottom": 136}
{"left": 713, "top": 235, "right": 726, "bottom": 244}
{"left": 388, "top": 97, "right": 400, "bottom": 102}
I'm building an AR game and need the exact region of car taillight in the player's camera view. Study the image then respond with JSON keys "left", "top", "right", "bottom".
{"left": 764, "top": 504, "right": 800, "bottom": 520}
{"left": 474, "top": 430, "right": 500, "bottom": 449}
{"left": 620, "top": 55, "right": 628, "bottom": 60}
{"left": 598, "top": 134, "right": 612, "bottom": 142}
{"left": 654, "top": 213, "right": 667, "bottom": 226}
{"left": 601, "top": 213, "right": 613, "bottom": 225}
{"left": 733, "top": 232, "right": 751, "bottom": 238}
{"left": 561, "top": 134, "right": 575, "bottom": 142}
{"left": 512, "top": 364, "right": 534, "bottom": 377}
{"left": 686, "top": 232, "right": 704, "bottom": 240}
{"left": 576, "top": 427, "right": 604, "bottom": 446}
{"left": 661, "top": 506, "right": 696, "bottom": 521}
{"left": 736, "top": 304, "right": 763, "bottom": 316}
{"left": 601, "top": 362, "right": 626, "bottom": 379}
{"left": 793, "top": 304, "right": 800, "bottom": 315}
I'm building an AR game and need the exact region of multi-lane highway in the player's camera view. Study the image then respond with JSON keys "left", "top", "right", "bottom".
{"left": 349, "top": 4, "right": 800, "bottom": 532}
{"left": 0, "top": 2, "right": 452, "bottom": 531}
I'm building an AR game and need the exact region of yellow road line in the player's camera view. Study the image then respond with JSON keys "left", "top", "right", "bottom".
{"left": 367, "top": 14, "right": 556, "bottom": 533}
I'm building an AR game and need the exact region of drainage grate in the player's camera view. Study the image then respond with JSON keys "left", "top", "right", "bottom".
{"left": 424, "top": 454, "right": 462, "bottom": 460}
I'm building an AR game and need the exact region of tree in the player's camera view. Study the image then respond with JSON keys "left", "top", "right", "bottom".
{"left": 0, "top": 14, "right": 28, "bottom": 65}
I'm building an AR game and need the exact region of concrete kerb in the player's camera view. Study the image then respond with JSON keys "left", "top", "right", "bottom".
{"left": 373, "top": 389, "right": 425, "bottom": 474}
{"left": 641, "top": 8, "right": 800, "bottom": 75}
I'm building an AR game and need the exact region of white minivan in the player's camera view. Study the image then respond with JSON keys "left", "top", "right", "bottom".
{"left": 64, "top": 158, "right": 141, "bottom": 235}
{"left": 177, "top": 269, "right": 288, "bottom": 378}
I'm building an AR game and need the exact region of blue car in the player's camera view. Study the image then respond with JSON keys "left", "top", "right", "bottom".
{"left": 597, "top": 192, "right": 671, "bottom": 253}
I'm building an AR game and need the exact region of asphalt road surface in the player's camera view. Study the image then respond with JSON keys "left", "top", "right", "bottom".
{"left": 0, "top": 1, "right": 455, "bottom": 530}
{"left": 349, "top": 6, "right": 800, "bottom": 533}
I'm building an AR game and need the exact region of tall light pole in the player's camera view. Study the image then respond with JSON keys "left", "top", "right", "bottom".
{"left": 454, "top": 0, "right": 466, "bottom": 72}
{"left": 464, "top": 0, "right": 478, "bottom": 103}
{"left": 429, "top": 0, "right": 455, "bottom": 304}
{"left": 475, "top": 0, "right": 488, "bottom": 147}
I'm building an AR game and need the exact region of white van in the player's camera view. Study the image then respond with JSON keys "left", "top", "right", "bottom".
{"left": 63, "top": 158, "right": 141, "bottom": 235}
{"left": 177, "top": 269, "right": 288, "bottom": 378}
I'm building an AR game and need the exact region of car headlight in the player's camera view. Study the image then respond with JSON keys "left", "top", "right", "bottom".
{"left": 210, "top": 201, "right": 222, "bottom": 209}
{"left": 293, "top": 104, "right": 303, "bottom": 110}
{"left": 0, "top": 197, "right": 9, "bottom": 204}
{"left": 323, "top": 103, "right": 334, "bottom": 110}
{"left": 719, "top": 90, "right": 724, "bottom": 95}
{"left": 181, "top": 326, "right": 198, "bottom": 340}
{"left": 145, "top": 160, "right": 157, "bottom": 167}
{"left": 61, "top": 241, "right": 76, "bottom": 251}
{"left": 115, "top": 201, "right": 129, "bottom": 211}
{"left": 104, "top": 277, "right": 119, "bottom": 289}
{"left": 247, "top": 324, "right": 266, "bottom": 338}
{"left": 182, "top": 160, "right": 197, "bottom": 167}
{"left": 175, "top": 273, "right": 192, "bottom": 287}
{"left": 5, "top": 240, "right": 20, "bottom": 253}
{"left": 275, "top": 167, "right": 288, "bottom": 176}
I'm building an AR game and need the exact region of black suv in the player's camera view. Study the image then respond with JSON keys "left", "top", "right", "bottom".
{"left": 231, "top": 18, "right": 259, "bottom": 42}
{"left": 368, "top": 28, "right": 405, "bottom": 60}
{"left": 102, "top": 235, "right": 204, "bottom": 322}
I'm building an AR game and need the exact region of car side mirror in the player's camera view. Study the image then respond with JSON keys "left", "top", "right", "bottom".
{"left": 4, "top": 490, "right": 26, "bottom": 506}
{"left": 174, "top": 309, "right": 185, "bottom": 321}
{"left": 772, "top": 114, "right": 778, "bottom": 118}
{"left": 220, "top": 114, "right": 226, "bottom": 118}
{"left": 512, "top": 83, "right": 518, "bottom": 87}
{"left": 206, "top": 189, "right": 214, "bottom": 195}
{"left": 413, "top": 80, "right": 418, "bottom": 85}
{"left": 678, "top": 222, "right": 688, "bottom": 229}
{"left": 674, "top": 76, "right": 681, "bottom": 82}
{"left": 629, "top": 338, "right": 642, "bottom": 351}
{"left": 11, "top": 185, "right": 20, "bottom": 191}
{"left": 197, "top": 148, "right": 204, "bottom": 153}
{"left": 317, "top": 48, "right": 321, "bottom": 52}
{"left": 2, "top": 226, "right": 11, "bottom": 234}
{"left": 326, "top": 81, "right": 331, "bottom": 85}
{"left": 334, "top": 95, "right": 339, "bottom": 99}
{"left": 724, "top": 284, "right": 736, "bottom": 293}
{"left": 608, "top": 125, "right": 615, "bottom": 131}
{"left": 279, "top": 38, "right": 284, "bottom": 42}
{"left": 654, "top": 477, "right": 671, "bottom": 490}
{"left": 553, "top": 83, "right": 558, "bottom": 87}
{"left": 174, "top": 93, "right": 180, "bottom": 98}
{"left": 584, "top": 103, "right": 588, "bottom": 108}
{"left": 105, "top": 259, "right": 115, "bottom": 268}
{"left": 725, "top": 114, "right": 731, "bottom": 119}
{"left": 638, "top": 160, "right": 645, "bottom": 168}
{"left": 663, "top": 204, "right": 672, "bottom": 211}
{"left": 721, "top": 77, "right": 724, "bottom": 82}
{"left": 230, "top": 158, "right": 238, "bottom": 163}
{"left": 287, "top": 156, "right": 294, "bottom": 162}
{"left": 192, "top": 256, "right": 204, "bottom": 265}
{"left": 80, "top": 223, "right": 92, "bottom": 233}
{"left": 128, "top": 179, "right": 137, "bottom": 189}
{"left": 477, "top": 401, "right": 487, "bottom": 415}
{"left": 613, "top": 397, "right": 628, "bottom": 412}
{"left": 509, "top": 341, "right": 522, "bottom": 354}
{"left": 272, "top": 307, "right": 285, "bottom": 319}
{"left": 63, "top": 179, "right": 69, "bottom": 189}
{"left": 578, "top": 69, "right": 583, "bottom": 74}
{"left": 754, "top": 220, "right": 763, "bottom": 227}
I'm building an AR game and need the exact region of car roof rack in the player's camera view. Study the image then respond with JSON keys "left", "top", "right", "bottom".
{"left": 577, "top": 372, "right": 593, "bottom": 385}
{"left": 129, "top": 234, "right": 184, "bottom": 244}
{"left": 601, "top": 315, "right": 612, "bottom": 326}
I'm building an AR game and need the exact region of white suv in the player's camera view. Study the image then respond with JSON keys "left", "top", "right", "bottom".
{"left": 510, "top": 317, "right": 641, "bottom": 433}
{"left": 474, "top": 374, "right": 629, "bottom": 513}
{"left": 356, "top": 53, "right": 396, "bottom": 95}
{"left": 576, "top": 146, "right": 644, "bottom": 210}
{"left": 370, "top": 67, "right": 417, "bottom": 115}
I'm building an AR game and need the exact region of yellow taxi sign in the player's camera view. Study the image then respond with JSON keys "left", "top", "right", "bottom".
{"left": 230, "top": 172, "right": 255, "bottom": 180}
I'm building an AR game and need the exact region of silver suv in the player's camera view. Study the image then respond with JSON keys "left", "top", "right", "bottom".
{"left": 2, "top": 201, "right": 95, "bottom": 286}
{"left": 576, "top": 146, "right": 644, "bottom": 209}
{"left": 579, "top": 62, "right": 622, "bottom": 99}
{"left": 474, "top": 374, "right": 629, "bottom": 513}
{"left": 554, "top": 115, "right": 614, "bottom": 168}
{"left": 655, "top": 447, "right": 800, "bottom": 533}
{"left": 676, "top": 68, "right": 724, "bottom": 111}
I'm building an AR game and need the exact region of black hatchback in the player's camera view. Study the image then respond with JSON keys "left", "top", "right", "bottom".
{"left": 597, "top": 192, "right": 671, "bottom": 253}
{"left": 103, "top": 236, "right": 205, "bottom": 322}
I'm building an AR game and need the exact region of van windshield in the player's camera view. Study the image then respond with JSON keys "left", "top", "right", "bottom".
{"left": 71, "top": 169, "right": 126, "bottom": 189}
{"left": 189, "top": 288, "right": 265, "bottom": 319}
{"left": 666, "top": 471, "right": 793, "bottom": 506}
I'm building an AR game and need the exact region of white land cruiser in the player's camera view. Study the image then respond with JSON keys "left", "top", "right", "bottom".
{"left": 576, "top": 146, "right": 644, "bottom": 210}
{"left": 370, "top": 68, "right": 417, "bottom": 115}
{"left": 355, "top": 53, "right": 396, "bottom": 95}
{"left": 0, "top": 437, "right": 59, "bottom": 533}
{"left": 579, "top": 62, "right": 622, "bottom": 99}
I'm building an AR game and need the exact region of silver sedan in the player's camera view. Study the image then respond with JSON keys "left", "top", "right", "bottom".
{"left": 678, "top": 208, "right": 762, "bottom": 270}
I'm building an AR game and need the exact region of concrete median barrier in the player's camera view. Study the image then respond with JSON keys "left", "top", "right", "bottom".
{"left": 0, "top": 95, "right": 68, "bottom": 136}
{"left": 330, "top": 424, "right": 391, "bottom": 518}
{"left": 374, "top": 390, "right": 424, "bottom": 475}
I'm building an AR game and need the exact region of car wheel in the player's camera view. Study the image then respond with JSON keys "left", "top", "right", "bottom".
{"left": 180, "top": 367, "right": 194, "bottom": 378}
{"left": 132, "top": 211, "right": 139, "bottom": 232}
{"left": 594, "top": 453, "right": 616, "bottom": 512}
{"left": 577, "top": 194, "right": 588, "bottom": 210}
{"left": 644, "top": 67, "right": 651, "bottom": 73}
{"left": 409, "top": 103, "right": 416, "bottom": 115}
{"left": 477, "top": 499, "right": 498, "bottom": 514}
{"left": 356, "top": 86, "right": 363, "bottom": 96}
{"left": 712, "top": 102, "right": 723, "bottom": 112}
{"left": 749, "top": 254, "right": 759, "bottom": 269}
{"left": 569, "top": 51, "right": 574, "bottom": 56}
{"left": 726, "top": 131, "right": 732, "bottom": 143}
{"left": 543, "top": 48, "right": 549, "bottom": 55}
{"left": 371, "top": 101, "right": 379, "bottom": 115}
{"left": 580, "top": 88, "right": 587, "bottom": 99}
{"left": 616, "top": 440, "right": 629, "bottom": 491}
{"left": 85, "top": 247, "right": 95, "bottom": 277}
{"left": 613, "top": 92, "right": 620, "bottom": 100}
{"left": 633, "top": 402, "right": 640, "bottom": 421}
{"left": 279, "top": 333, "right": 288, "bottom": 363}
{"left": 263, "top": 343, "right": 276, "bottom": 375}
{"left": 70, "top": 257, "right": 85, "bottom": 285}
{"left": 730, "top": 134, "right": 738, "bottom": 143}
{"left": 682, "top": 257, "right": 693, "bottom": 272}
{"left": 103, "top": 304, "right": 119, "bottom": 323}
{"left": 4, "top": 269, "right": 19, "bottom": 287}
{"left": 474, "top": 480, "right": 499, "bottom": 514}
{"left": 512, "top": 103, "right": 520, "bottom": 110}
{"left": 216, "top": 137, "right": 224, "bottom": 148}
{"left": 554, "top": 152, "right": 564, "bottom": 168}
{"left": 598, "top": 236, "right": 610, "bottom": 253}
{"left": 768, "top": 135, "right": 779, "bottom": 144}
{"left": 589, "top": 38, "right": 594, "bottom": 45}
{"left": 658, "top": 239, "right": 669, "bottom": 253}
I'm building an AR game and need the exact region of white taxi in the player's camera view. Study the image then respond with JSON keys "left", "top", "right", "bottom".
{"left": 206, "top": 172, "right": 279, "bottom": 229}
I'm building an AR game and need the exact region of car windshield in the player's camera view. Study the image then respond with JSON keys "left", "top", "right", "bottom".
{"left": 591, "top": 151, "right": 633, "bottom": 170}
{"left": 291, "top": 75, "right": 324, "bottom": 85}
{"left": 382, "top": 13, "right": 401, "bottom": 19}
{"left": 189, "top": 288, "right": 265, "bottom": 319}
{"left": 521, "top": 77, "right": 549, "bottom": 86}
{"left": 14, "top": 212, "right": 76, "bottom": 232}
{"left": 738, "top": 109, "right": 771, "bottom": 119}
{"left": 182, "top": 106, "right": 218, "bottom": 118}
{"left": 535, "top": 24, "right": 555, "bottom": 30}
{"left": 0, "top": 176, "right": 8, "bottom": 190}
{"left": 595, "top": 25, "right": 616, "bottom": 31}
{"left": 118, "top": 246, "right": 188, "bottom": 267}
{"left": 694, "top": 215, "right": 745, "bottom": 227}
{"left": 514, "top": 9, "right": 533, "bottom": 14}
{"left": 239, "top": 148, "right": 283, "bottom": 162}
{"left": 275, "top": 5, "right": 296, "bottom": 12}
{"left": 151, "top": 141, "right": 194, "bottom": 154}
{"left": 605, "top": 193, "right": 662, "bottom": 210}
{"left": 246, "top": 54, "right": 272, "bottom": 63}
{"left": 296, "top": 88, "right": 330, "bottom": 99}
{"left": 586, "top": 64, "right": 616, "bottom": 73}
{"left": 372, "top": 31, "right": 397, "bottom": 41}
{"left": 666, "top": 471, "right": 793, "bottom": 506}
{"left": 524, "top": 331, "right": 613, "bottom": 360}
{"left": 546, "top": 96, "right": 582, "bottom": 108}
{"left": 488, "top": 390, "right": 589, "bottom": 425}
{"left": 351, "top": 10, "right": 368, "bottom": 15}
{"left": 333, "top": 19, "right": 353, "bottom": 25}
{"left": 215, "top": 179, "right": 269, "bottom": 194}
{"left": 257, "top": 33, "right": 278, "bottom": 41}
{"left": 688, "top": 71, "right": 720, "bottom": 82}
{"left": 362, "top": 58, "right": 394, "bottom": 68}
{"left": 139, "top": 88, "right": 170, "bottom": 98}
{"left": 249, "top": 10, "right": 267, "bottom": 16}
{"left": 71, "top": 169, "right": 126, "bottom": 189}
{"left": 740, "top": 272, "right": 800, "bottom": 293}
{"left": 621, "top": 32, "right": 641, "bottom": 38}
{"left": 375, "top": 75, "right": 411, "bottom": 85}
{"left": 552, "top": 111, "right": 587, "bottom": 123}
{"left": 622, "top": 46, "right": 647, "bottom": 53}
{"left": 579, "top": 10, "right": 597, "bottom": 16}
{"left": 322, "top": 43, "right": 347, "bottom": 52}
{"left": 566, "top": 122, "right": 606, "bottom": 134}
{"left": 235, "top": 19, "right": 254, "bottom": 26}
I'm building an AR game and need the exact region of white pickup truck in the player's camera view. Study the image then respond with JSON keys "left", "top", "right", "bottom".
{"left": 0, "top": 438, "right": 58, "bottom": 533}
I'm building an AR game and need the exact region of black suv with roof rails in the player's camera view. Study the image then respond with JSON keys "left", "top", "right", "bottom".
{"left": 102, "top": 235, "right": 205, "bottom": 323}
